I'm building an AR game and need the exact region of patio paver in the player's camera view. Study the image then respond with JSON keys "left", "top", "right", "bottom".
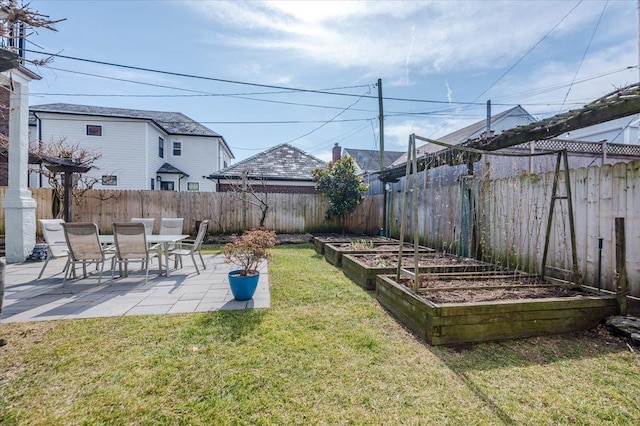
{"left": 1, "top": 254, "right": 270, "bottom": 323}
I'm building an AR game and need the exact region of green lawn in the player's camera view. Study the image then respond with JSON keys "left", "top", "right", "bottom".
{"left": 1, "top": 244, "right": 639, "bottom": 425}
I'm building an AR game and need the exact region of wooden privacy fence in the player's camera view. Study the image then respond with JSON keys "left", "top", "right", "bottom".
{"left": 386, "top": 159, "right": 640, "bottom": 298}
{"left": 2, "top": 159, "right": 636, "bottom": 297}
{"left": 0, "top": 188, "right": 382, "bottom": 236}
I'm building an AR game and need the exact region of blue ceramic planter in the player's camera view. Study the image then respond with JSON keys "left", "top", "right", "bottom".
{"left": 228, "top": 270, "right": 260, "bottom": 301}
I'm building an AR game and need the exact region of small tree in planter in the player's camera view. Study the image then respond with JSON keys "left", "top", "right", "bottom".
{"left": 223, "top": 229, "right": 277, "bottom": 276}
{"left": 222, "top": 229, "right": 277, "bottom": 300}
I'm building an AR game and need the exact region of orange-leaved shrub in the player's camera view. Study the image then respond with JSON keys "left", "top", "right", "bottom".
{"left": 222, "top": 229, "right": 277, "bottom": 276}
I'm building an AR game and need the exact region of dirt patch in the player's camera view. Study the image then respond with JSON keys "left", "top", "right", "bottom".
{"left": 398, "top": 276, "right": 588, "bottom": 304}
{"left": 356, "top": 252, "right": 485, "bottom": 268}
{"left": 333, "top": 243, "right": 424, "bottom": 251}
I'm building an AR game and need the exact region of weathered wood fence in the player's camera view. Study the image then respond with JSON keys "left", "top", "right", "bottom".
{"left": 386, "top": 159, "right": 640, "bottom": 298}
{"left": 0, "top": 159, "right": 638, "bottom": 297}
{"left": 0, "top": 188, "right": 382, "bottom": 236}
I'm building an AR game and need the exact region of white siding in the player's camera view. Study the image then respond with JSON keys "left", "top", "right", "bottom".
{"left": 558, "top": 116, "right": 639, "bottom": 145}
{"left": 164, "top": 135, "right": 219, "bottom": 192}
{"left": 34, "top": 113, "right": 149, "bottom": 190}
{"left": 29, "top": 111, "right": 229, "bottom": 192}
{"left": 147, "top": 126, "right": 166, "bottom": 190}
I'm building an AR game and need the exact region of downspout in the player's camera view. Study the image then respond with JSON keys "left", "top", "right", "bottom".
{"left": 33, "top": 111, "right": 42, "bottom": 187}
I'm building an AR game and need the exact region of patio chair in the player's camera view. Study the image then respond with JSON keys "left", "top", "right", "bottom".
{"left": 156, "top": 217, "right": 184, "bottom": 254}
{"left": 112, "top": 222, "right": 159, "bottom": 284}
{"left": 131, "top": 217, "right": 155, "bottom": 235}
{"left": 37, "top": 219, "right": 70, "bottom": 279}
{"left": 62, "top": 222, "right": 115, "bottom": 285}
{"left": 169, "top": 220, "right": 210, "bottom": 275}
{"left": 159, "top": 217, "right": 184, "bottom": 235}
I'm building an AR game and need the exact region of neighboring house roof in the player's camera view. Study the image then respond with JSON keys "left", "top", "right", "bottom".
{"left": 343, "top": 148, "right": 405, "bottom": 173}
{"left": 29, "top": 103, "right": 233, "bottom": 157}
{"left": 157, "top": 162, "right": 188, "bottom": 177}
{"left": 392, "top": 105, "right": 535, "bottom": 166}
{"left": 209, "top": 143, "right": 326, "bottom": 181}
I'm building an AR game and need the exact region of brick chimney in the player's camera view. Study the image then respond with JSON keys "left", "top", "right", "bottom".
{"left": 332, "top": 143, "right": 341, "bottom": 162}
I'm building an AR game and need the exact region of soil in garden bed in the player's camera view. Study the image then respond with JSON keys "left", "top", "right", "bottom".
{"left": 333, "top": 243, "right": 432, "bottom": 252}
{"left": 399, "top": 276, "right": 589, "bottom": 304}
{"left": 313, "top": 234, "right": 389, "bottom": 241}
{"left": 357, "top": 252, "right": 487, "bottom": 268}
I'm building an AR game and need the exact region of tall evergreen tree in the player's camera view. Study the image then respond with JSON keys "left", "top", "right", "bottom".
{"left": 312, "top": 156, "right": 369, "bottom": 234}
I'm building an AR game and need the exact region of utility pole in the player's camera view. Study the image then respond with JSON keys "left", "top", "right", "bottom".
{"left": 378, "top": 78, "right": 384, "bottom": 169}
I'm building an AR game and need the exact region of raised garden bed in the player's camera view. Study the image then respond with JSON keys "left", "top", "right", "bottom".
{"left": 313, "top": 235, "right": 392, "bottom": 255}
{"left": 324, "top": 242, "right": 435, "bottom": 267}
{"left": 375, "top": 273, "right": 618, "bottom": 345}
{"left": 342, "top": 252, "right": 498, "bottom": 290}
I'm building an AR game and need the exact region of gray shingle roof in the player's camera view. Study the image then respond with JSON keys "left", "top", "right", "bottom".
{"left": 157, "top": 162, "right": 188, "bottom": 176}
{"left": 30, "top": 103, "right": 222, "bottom": 138}
{"left": 209, "top": 143, "right": 326, "bottom": 181}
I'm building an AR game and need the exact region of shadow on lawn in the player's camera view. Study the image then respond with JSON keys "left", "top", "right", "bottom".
{"left": 188, "top": 309, "right": 267, "bottom": 342}
{"left": 432, "top": 325, "right": 631, "bottom": 372}
{"left": 422, "top": 327, "right": 633, "bottom": 425}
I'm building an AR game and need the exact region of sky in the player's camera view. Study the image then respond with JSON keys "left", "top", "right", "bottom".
{"left": 23, "top": 0, "right": 640, "bottom": 164}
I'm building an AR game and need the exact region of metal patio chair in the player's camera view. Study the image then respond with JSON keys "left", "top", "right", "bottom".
{"left": 159, "top": 217, "right": 184, "bottom": 235}
{"left": 131, "top": 217, "right": 155, "bottom": 235}
{"left": 169, "top": 220, "right": 210, "bottom": 275}
{"left": 62, "top": 222, "right": 114, "bottom": 285}
{"left": 112, "top": 222, "right": 159, "bottom": 284}
{"left": 37, "top": 219, "right": 70, "bottom": 279}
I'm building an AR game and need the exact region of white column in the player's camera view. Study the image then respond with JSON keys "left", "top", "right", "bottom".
{"left": 2, "top": 73, "right": 37, "bottom": 262}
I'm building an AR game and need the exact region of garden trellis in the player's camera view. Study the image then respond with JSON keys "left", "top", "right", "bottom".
{"left": 393, "top": 133, "right": 581, "bottom": 293}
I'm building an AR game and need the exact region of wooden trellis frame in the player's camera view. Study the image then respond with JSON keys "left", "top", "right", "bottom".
{"left": 395, "top": 134, "right": 421, "bottom": 292}
{"left": 541, "top": 149, "right": 580, "bottom": 283}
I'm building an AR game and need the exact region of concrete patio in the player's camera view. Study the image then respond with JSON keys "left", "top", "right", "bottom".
{"left": 0, "top": 254, "right": 270, "bottom": 323}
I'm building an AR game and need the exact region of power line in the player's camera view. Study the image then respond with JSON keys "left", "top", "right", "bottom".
{"left": 428, "top": 0, "right": 584, "bottom": 139}
{"left": 35, "top": 67, "right": 380, "bottom": 113}
{"left": 281, "top": 88, "right": 372, "bottom": 145}
{"left": 28, "top": 48, "right": 511, "bottom": 106}
{"left": 559, "top": 0, "right": 608, "bottom": 112}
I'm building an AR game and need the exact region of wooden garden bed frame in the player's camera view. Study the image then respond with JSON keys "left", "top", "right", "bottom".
{"left": 375, "top": 274, "right": 618, "bottom": 345}
{"left": 324, "top": 242, "right": 435, "bottom": 267}
{"left": 313, "top": 235, "right": 393, "bottom": 255}
{"left": 342, "top": 253, "right": 500, "bottom": 290}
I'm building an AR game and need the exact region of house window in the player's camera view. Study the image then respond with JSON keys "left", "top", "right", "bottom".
{"left": 86, "top": 124, "right": 102, "bottom": 136}
{"left": 101, "top": 175, "right": 117, "bottom": 186}
{"left": 159, "top": 137, "right": 164, "bottom": 158}
{"left": 150, "top": 178, "right": 155, "bottom": 190}
{"left": 173, "top": 141, "right": 182, "bottom": 156}
{"left": 187, "top": 182, "right": 199, "bottom": 191}
{"left": 160, "top": 181, "right": 174, "bottom": 191}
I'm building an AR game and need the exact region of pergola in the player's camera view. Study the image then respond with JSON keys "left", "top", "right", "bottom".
{"left": 379, "top": 83, "right": 640, "bottom": 182}
{"left": 0, "top": 146, "right": 91, "bottom": 222}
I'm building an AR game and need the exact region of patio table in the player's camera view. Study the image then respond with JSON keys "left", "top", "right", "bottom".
{"left": 99, "top": 234, "right": 188, "bottom": 277}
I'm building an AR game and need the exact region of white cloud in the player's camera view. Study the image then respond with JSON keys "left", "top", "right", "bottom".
{"left": 187, "top": 0, "right": 621, "bottom": 85}
{"left": 488, "top": 38, "right": 639, "bottom": 118}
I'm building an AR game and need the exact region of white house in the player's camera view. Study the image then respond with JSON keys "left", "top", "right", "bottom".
{"left": 557, "top": 115, "right": 639, "bottom": 145}
{"left": 28, "top": 103, "right": 234, "bottom": 191}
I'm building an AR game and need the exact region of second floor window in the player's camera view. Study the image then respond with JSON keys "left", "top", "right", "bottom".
{"left": 86, "top": 124, "right": 102, "bottom": 136}
{"left": 173, "top": 141, "right": 182, "bottom": 156}
{"left": 159, "top": 137, "right": 164, "bottom": 158}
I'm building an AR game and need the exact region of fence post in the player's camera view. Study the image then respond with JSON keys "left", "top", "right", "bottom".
{"left": 615, "top": 217, "right": 627, "bottom": 315}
